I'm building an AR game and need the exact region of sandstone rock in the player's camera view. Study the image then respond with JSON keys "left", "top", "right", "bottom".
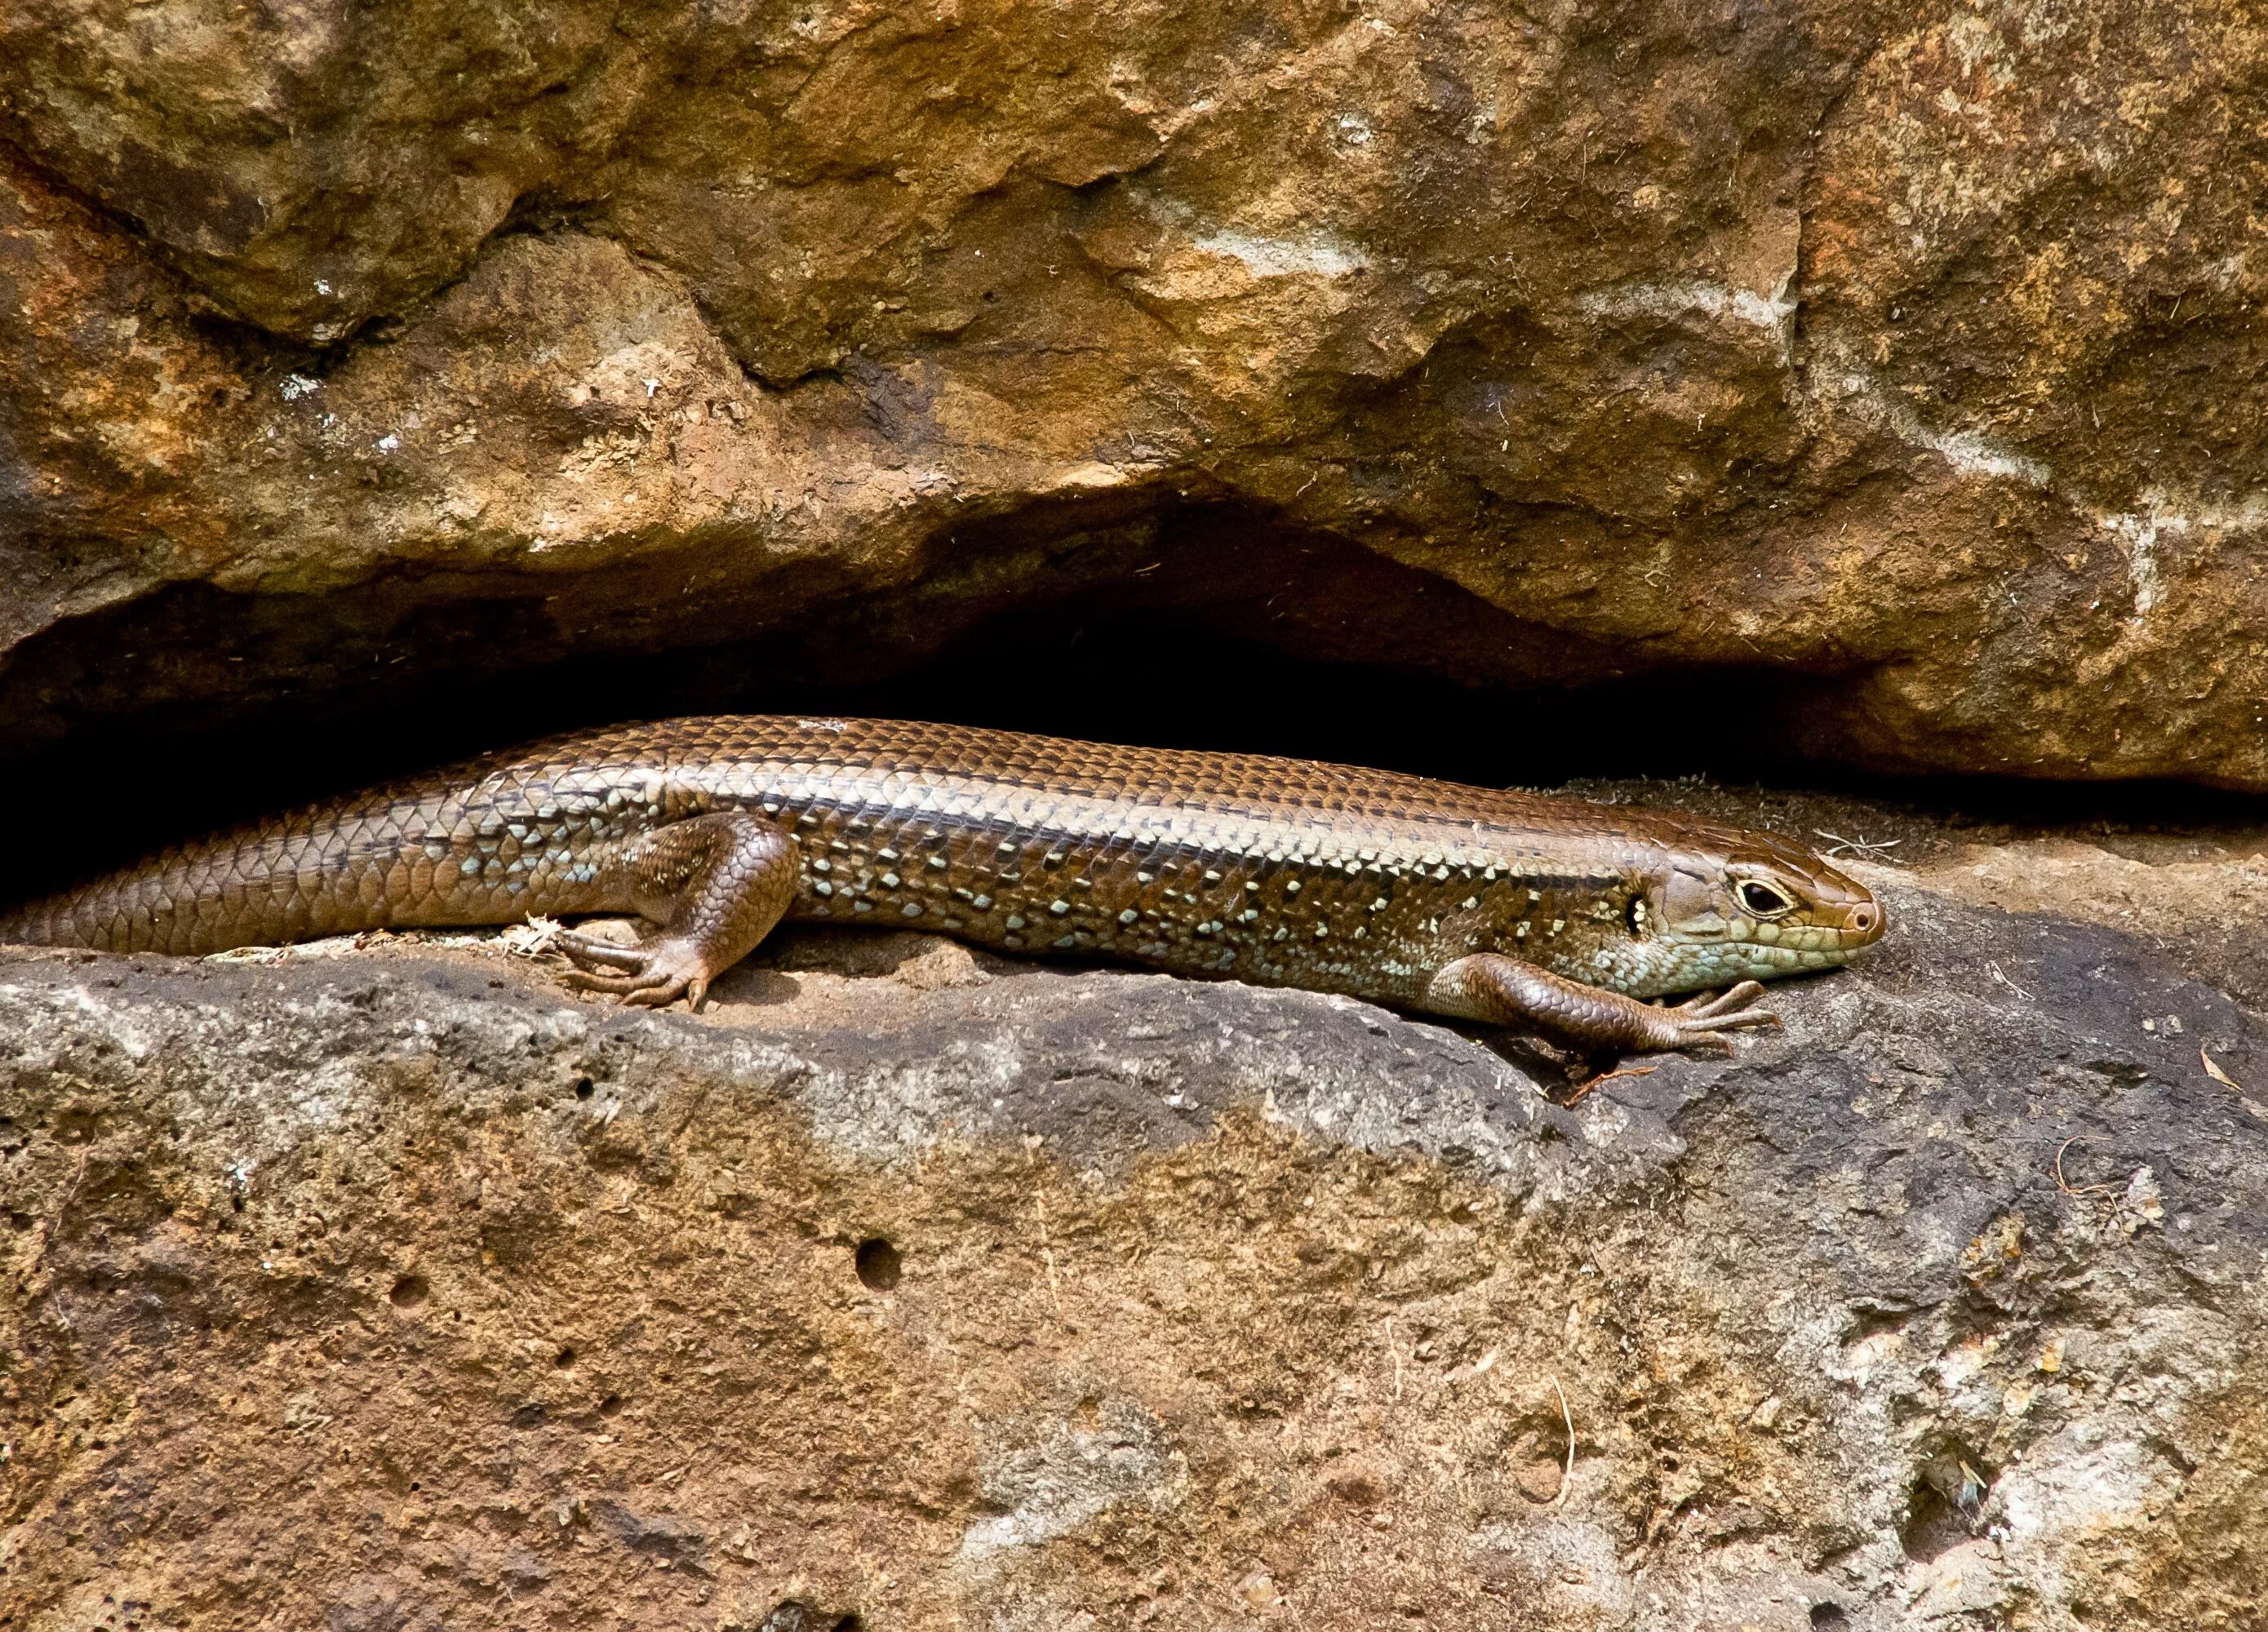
{"left": 6, "top": 885, "right": 2265, "bottom": 1629}
{"left": 2, "top": 1, "right": 2265, "bottom": 783}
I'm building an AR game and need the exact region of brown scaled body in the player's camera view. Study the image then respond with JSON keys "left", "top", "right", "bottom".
{"left": 0, "top": 716, "right": 1886, "bottom": 1056}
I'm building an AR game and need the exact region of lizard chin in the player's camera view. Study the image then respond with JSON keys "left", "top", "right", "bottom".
{"left": 1622, "top": 863, "right": 1886, "bottom": 999}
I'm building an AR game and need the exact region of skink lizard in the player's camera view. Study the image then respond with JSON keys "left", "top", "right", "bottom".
{"left": 0, "top": 716, "right": 1884, "bottom": 1055}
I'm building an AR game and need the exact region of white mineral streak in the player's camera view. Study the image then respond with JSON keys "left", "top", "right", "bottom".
{"left": 1816, "top": 353, "right": 2268, "bottom": 620}
{"left": 1817, "top": 362, "right": 2053, "bottom": 487}
{"left": 1577, "top": 276, "right": 1794, "bottom": 335}
{"left": 1192, "top": 227, "right": 1369, "bottom": 279}
{"left": 2097, "top": 493, "right": 2268, "bottom": 617}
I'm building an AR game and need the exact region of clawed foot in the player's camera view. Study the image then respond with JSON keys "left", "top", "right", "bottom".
{"left": 1658, "top": 981, "right": 1782, "bottom": 1055}
{"left": 555, "top": 928, "right": 719, "bottom": 1009}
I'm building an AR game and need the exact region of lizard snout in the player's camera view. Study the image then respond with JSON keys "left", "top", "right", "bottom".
{"left": 1842, "top": 897, "right": 1885, "bottom": 945}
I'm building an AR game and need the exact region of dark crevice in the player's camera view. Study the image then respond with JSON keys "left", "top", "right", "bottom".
{"left": 5, "top": 496, "right": 2268, "bottom": 902}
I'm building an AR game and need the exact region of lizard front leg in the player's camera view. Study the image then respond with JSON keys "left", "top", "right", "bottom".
{"left": 553, "top": 810, "right": 797, "bottom": 1009}
{"left": 1427, "top": 952, "right": 1780, "bottom": 1057}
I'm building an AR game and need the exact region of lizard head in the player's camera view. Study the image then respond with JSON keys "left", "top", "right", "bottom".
{"left": 1632, "top": 824, "right": 1886, "bottom": 995}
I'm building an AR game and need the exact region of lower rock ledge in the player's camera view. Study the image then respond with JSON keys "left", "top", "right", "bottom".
{"left": 2, "top": 884, "right": 2263, "bottom": 1630}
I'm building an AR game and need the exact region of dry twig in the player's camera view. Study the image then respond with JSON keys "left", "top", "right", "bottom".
{"left": 1814, "top": 829, "right": 1906, "bottom": 863}
{"left": 1547, "top": 1373, "right": 1576, "bottom": 1506}
{"left": 2053, "top": 1135, "right": 2116, "bottom": 1198}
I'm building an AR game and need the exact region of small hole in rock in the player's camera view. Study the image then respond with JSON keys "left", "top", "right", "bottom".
{"left": 554, "top": 1346, "right": 576, "bottom": 1368}
{"left": 388, "top": 1274, "right": 430, "bottom": 1310}
{"left": 1809, "top": 1607, "right": 1849, "bottom": 1630}
{"left": 834, "top": 1616, "right": 863, "bottom": 1632}
{"left": 572, "top": 1076, "right": 594, "bottom": 1099}
{"left": 511, "top": 1403, "right": 547, "bottom": 1428}
{"left": 1900, "top": 1458, "right": 1989, "bottom": 1563}
{"left": 598, "top": 1393, "right": 623, "bottom": 1416}
{"left": 855, "top": 1237, "right": 902, "bottom": 1291}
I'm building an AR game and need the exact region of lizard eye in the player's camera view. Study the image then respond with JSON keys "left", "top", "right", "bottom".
{"left": 1738, "top": 880, "right": 1795, "bottom": 918}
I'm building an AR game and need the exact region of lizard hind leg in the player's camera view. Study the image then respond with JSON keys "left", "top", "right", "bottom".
{"left": 554, "top": 810, "right": 797, "bottom": 1010}
{"left": 1427, "top": 952, "right": 1781, "bottom": 1058}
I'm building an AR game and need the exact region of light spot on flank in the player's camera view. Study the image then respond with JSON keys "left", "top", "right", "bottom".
{"left": 1050, "top": 899, "right": 1071, "bottom": 916}
{"left": 1119, "top": 908, "right": 1138, "bottom": 924}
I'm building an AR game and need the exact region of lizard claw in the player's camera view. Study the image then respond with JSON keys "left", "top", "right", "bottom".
{"left": 1662, "top": 982, "right": 1781, "bottom": 1053}
{"left": 556, "top": 933, "right": 715, "bottom": 1010}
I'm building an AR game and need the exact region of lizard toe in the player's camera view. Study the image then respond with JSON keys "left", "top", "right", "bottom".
{"left": 556, "top": 931, "right": 648, "bottom": 973}
{"left": 1675, "top": 981, "right": 1769, "bottom": 1020}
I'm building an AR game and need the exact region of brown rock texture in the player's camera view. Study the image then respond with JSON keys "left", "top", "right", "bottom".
{"left": 7, "top": 882, "right": 2268, "bottom": 1630}
{"left": 2, "top": 0, "right": 2265, "bottom": 783}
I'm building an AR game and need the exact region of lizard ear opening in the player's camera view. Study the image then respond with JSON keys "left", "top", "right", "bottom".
{"left": 1661, "top": 867, "right": 1720, "bottom": 931}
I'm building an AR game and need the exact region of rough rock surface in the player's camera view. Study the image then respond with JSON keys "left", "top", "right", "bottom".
{"left": 7, "top": 876, "right": 2266, "bottom": 1630}
{"left": 3, "top": 0, "right": 2266, "bottom": 783}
